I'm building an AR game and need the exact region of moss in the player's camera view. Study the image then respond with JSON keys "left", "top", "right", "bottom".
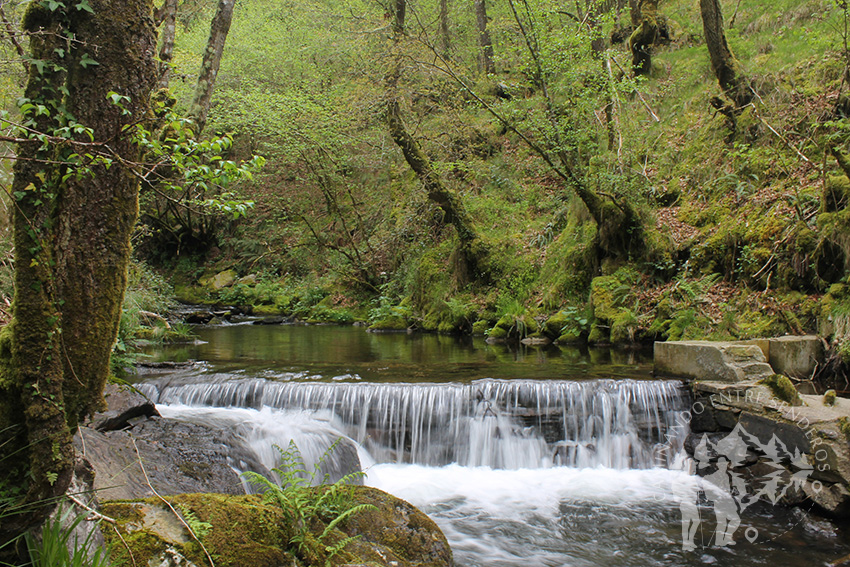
{"left": 543, "top": 311, "right": 570, "bottom": 339}
{"left": 557, "top": 329, "right": 584, "bottom": 344}
{"left": 760, "top": 374, "right": 801, "bottom": 406}
{"left": 103, "top": 494, "right": 291, "bottom": 567}
{"left": 174, "top": 284, "right": 213, "bottom": 305}
{"left": 253, "top": 305, "right": 285, "bottom": 316}
{"left": 822, "top": 175, "right": 850, "bottom": 213}
{"left": 824, "top": 389, "right": 837, "bottom": 406}
{"left": 471, "top": 319, "right": 490, "bottom": 335}
{"left": 610, "top": 309, "right": 639, "bottom": 345}
{"left": 588, "top": 324, "right": 609, "bottom": 345}
{"left": 589, "top": 268, "right": 638, "bottom": 324}
{"left": 369, "top": 316, "right": 409, "bottom": 331}
{"left": 839, "top": 417, "right": 850, "bottom": 440}
{"left": 538, "top": 218, "right": 597, "bottom": 308}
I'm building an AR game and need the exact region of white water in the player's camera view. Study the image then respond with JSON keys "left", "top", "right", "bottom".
{"left": 146, "top": 376, "right": 846, "bottom": 566}
{"left": 366, "top": 463, "right": 697, "bottom": 567}
{"left": 141, "top": 377, "right": 689, "bottom": 470}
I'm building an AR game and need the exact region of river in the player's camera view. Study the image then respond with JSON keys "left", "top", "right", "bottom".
{"left": 137, "top": 322, "right": 849, "bottom": 566}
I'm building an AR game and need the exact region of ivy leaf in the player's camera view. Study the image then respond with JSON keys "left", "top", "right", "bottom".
{"left": 79, "top": 53, "right": 99, "bottom": 68}
{"left": 75, "top": 0, "right": 94, "bottom": 13}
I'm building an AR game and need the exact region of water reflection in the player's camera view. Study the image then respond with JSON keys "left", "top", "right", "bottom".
{"left": 146, "top": 323, "right": 652, "bottom": 383}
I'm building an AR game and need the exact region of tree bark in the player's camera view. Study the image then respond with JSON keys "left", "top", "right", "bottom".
{"left": 0, "top": 0, "right": 156, "bottom": 551}
{"left": 189, "top": 0, "right": 235, "bottom": 133}
{"left": 629, "top": 0, "right": 641, "bottom": 26}
{"left": 439, "top": 0, "right": 451, "bottom": 56}
{"left": 474, "top": 0, "right": 495, "bottom": 75}
{"left": 629, "top": 0, "right": 658, "bottom": 75}
{"left": 157, "top": 0, "right": 178, "bottom": 89}
{"left": 700, "top": 0, "right": 752, "bottom": 107}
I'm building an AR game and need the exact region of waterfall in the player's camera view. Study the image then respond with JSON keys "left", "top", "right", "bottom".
{"left": 139, "top": 377, "right": 689, "bottom": 470}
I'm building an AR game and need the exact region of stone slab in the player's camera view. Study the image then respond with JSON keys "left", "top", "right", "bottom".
{"left": 654, "top": 341, "right": 774, "bottom": 382}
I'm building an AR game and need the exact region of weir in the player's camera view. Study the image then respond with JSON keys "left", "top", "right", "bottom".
{"left": 138, "top": 377, "right": 690, "bottom": 471}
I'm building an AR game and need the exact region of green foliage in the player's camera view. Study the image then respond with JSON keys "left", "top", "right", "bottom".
{"left": 134, "top": 103, "right": 263, "bottom": 258}
{"left": 23, "top": 503, "right": 110, "bottom": 567}
{"left": 824, "top": 389, "right": 838, "bottom": 406}
{"left": 241, "top": 440, "right": 375, "bottom": 567}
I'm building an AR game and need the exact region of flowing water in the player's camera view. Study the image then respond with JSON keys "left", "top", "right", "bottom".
{"left": 139, "top": 322, "right": 849, "bottom": 566}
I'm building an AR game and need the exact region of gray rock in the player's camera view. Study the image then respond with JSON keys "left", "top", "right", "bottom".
{"left": 74, "top": 418, "right": 269, "bottom": 500}
{"left": 654, "top": 341, "right": 773, "bottom": 382}
{"left": 741, "top": 336, "right": 825, "bottom": 379}
{"left": 738, "top": 411, "right": 812, "bottom": 454}
{"left": 253, "top": 316, "right": 284, "bottom": 325}
{"left": 89, "top": 383, "right": 159, "bottom": 432}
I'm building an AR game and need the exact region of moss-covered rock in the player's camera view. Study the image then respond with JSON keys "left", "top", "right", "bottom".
{"left": 199, "top": 269, "right": 238, "bottom": 291}
{"left": 486, "top": 312, "right": 538, "bottom": 342}
{"left": 825, "top": 389, "right": 838, "bottom": 407}
{"left": 610, "top": 309, "right": 639, "bottom": 345}
{"left": 760, "top": 374, "right": 801, "bottom": 406}
{"left": 369, "top": 315, "right": 410, "bottom": 331}
{"left": 101, "top": 487, "right": 453, "bottom": 567}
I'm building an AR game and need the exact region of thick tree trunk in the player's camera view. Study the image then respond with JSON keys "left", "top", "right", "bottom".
{"left": 629, "top": 0, "right": 658, "bottom": 75}
{"left": 157, "top": 0, "right": 178, "bottom": 89}
{"left": 439, "top": 0, "right": 451, "bottom": 56}
{"left": 189, "top": 0, "right": 235, "bottom": 133}
{"left": 700, "top": 0, "right": 752, "bottom": 107}
{"left": 0, "top": 0, "right": 156, "bottom": 551}
{"left": 474, "top": 0, "right": 495, "bottom": 75}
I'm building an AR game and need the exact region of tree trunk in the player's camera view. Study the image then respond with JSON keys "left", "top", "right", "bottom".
{"left": 0, "top": 0, "right": 156, "bottom": 551}
{"left": 700, "top": 0, "right": 752, "bottom": 107}
{"left": 157, "top": 0, "right": 178, "bottom": 89}
{"left": 189, "top": 0, "right": 235, "bottom": 133}
{"left": 439, "top": 0, "right": 451, "bottom": 56}
{"left": 385, "top": 0, "right": 486, "bottom": 282}
{"left": 474, "top": 0, "right": 495, "bottom": 75}
{"left": 629, "top": 0, "right": 658, "bottom": 75}
{"left": 629, "top": 0, "right": 640, "bottom": 26}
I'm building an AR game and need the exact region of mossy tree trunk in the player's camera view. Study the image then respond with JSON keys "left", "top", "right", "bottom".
{"left": 700, "top": 0, "right": 752, "bottom": 107}
{"left": 156, "top": 0, "right": 178, "bottom": 89}
{"left": 0, "top": 0, "right": 156, "bottom": 553}
{"left": 628, "top": 0, "right": 658, "bottom": 75}
{"left": 189, "top": 0, "right": 235, "bottom": 133}
{"left": 505, "top": 0, "right": 644, "bottom": 260}
{"left": 385, "top": 0, "right": 487, "bottom": 283}
{"left": 474, "top": 0, "right": 495, "bottom": 75}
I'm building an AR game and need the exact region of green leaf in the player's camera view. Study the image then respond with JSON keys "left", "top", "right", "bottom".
{"left": 79, "top": 53, "right": 99, "bottom": 68}
{"left": 75, "top": 0, "right": 94, "bottom": 12}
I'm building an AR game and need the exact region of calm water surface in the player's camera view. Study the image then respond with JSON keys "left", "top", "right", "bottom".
{"left": 147, "top": 321, "right": 654, "bottom": 382}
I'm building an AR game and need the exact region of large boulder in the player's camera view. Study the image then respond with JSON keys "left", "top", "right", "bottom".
{"left": 75, "top": 418, "right": 262, "bottom": 500}
{"left": 101, "top": 487, "right": 454, "bottom": 567}
{"left": 89, "top": 382, "right": 159, "bottom": 432}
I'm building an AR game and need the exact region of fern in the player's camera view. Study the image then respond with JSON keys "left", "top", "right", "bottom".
{"left": 176, "top": 504, "right": 212, "bottom": 541}
{"left": 242, "top": 438, "right": 376, "bottom": 564}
